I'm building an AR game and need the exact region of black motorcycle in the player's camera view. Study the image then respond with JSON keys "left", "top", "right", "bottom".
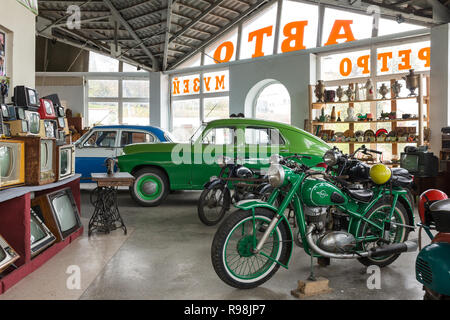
{"left": 197, "top": 156, "right": 271, "bottom": 226}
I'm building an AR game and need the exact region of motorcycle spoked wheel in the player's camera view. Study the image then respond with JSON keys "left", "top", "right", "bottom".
{"left": 357, "top": 199, "right": 411, "bottom": 267}
{"left": 197, "top": 185, "right": 231, "bottom": 226}
{"left": 211, "top": 208, "right": 290, "bottom": 289}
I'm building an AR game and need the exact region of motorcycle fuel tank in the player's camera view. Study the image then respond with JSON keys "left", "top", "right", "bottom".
{"left": 301, "top": 178, "right": 348, "bottom": 207}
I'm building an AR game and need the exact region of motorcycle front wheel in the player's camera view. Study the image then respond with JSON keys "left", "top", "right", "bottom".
{"left": 197, "top": 185, "right": 230, "bottom": 226}
{"left": 211, "top": 208, "right": 290, "bottom": 289}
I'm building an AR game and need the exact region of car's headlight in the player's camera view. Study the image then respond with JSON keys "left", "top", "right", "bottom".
{"left": 217, "top": 155, "right": 232, "bottom": 168}
{"left": 267, "top": 164, "right": 285, "bottom": 187}
{"left": 323, "top": 149, "right": 338, "bottom": 166}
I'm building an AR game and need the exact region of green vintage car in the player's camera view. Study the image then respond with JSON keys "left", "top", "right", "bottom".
{"left": 117, "top": 118, "right": 330, "bottom": 206}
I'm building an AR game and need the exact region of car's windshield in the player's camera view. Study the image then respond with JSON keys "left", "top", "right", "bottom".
{"left": 190, "top": 123, "right": 207, "bottom": 144}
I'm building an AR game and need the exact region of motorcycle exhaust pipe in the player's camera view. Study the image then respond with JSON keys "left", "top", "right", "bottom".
{"left": 306, "top": 225, "right": 418, "bottom": 259}
{"left": 369, "top": 240, "right": 418, "bottom": 257}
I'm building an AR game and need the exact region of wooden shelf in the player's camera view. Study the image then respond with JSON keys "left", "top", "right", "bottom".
{"left": 311, "top": 118, "right": 424, "bottom": 125}
{"left": 312, "top": 96, "right": 425, "bottom": 107}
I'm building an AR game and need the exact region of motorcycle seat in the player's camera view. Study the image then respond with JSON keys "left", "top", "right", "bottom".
{"left": 392, "top": 168, "right": 410, "bottom": 176}
{"left": 345, "top": 188, "right": 374, "bottom": 203}
{"left": 430, "top": 199, "right": 450, "bottom": 213}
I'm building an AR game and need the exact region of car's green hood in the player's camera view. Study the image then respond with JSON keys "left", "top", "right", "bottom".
{"left": 123, "top": 142, "right": 190, "bottom": 155}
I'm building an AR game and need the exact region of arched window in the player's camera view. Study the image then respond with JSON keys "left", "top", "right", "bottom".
{"left": 253, "top": 82, "right": 291, "bottom": 124}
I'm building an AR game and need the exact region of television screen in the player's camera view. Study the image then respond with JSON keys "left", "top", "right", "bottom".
{"left": 52, "top": 193, "right": 78, "bottom": 233}
{"left": 25, "top": 111, "right": 40, "bottom": 134}
{"left": 16, "top": 107, "right": 25, "bottom": 120}
{"left": 0, "top": 247, "right": 6, "bottom": 262}
{"left": 43, "top": 120, "right": 56, "bottom": 138}
{"left": 28, "top": 89, "right": 37, "bottom": 106}
{"left": 1, "top": 104, "right": 9, "bottom": 119}
{"left": 0, "top": 235, "right": 19, "bottom": 273}
{"left": 56, "top": 107, "right": 65, "bottom": 118}
{"left": 60, "top": 148, "right": 69, "bottom": 176}
{"left": 58, "top": 145, "right": 74, "bottom": 179}
{"left": 401, "top": 154, "right": 419, "bottom": 173}
{"left": 0, "top": 140, "right": 25, "bottom": 189}
{"left": 21, "top": 120, "right": 29, "bottom": 133}
{"left": 14, "top": 86, "right": 40, "bottom": 109}
{"left": 57, "top": 117, "right": 65, "bottom": 128}
{"left": 30, "top": 208, "right": 56, "bottom": 257}
{"left": 40, "top": 140, "right": 53, "bottom": 173}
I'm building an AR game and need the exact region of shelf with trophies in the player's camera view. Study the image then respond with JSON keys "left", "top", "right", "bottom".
{"left": 308, "top": 69, "right": 430, "bottom": 166}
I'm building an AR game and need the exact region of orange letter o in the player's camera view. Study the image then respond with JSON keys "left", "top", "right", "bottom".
{"left": 340, "top": 58, "right": 352, "bottom": 77}
{"left": 213, "top": 41, "right": 234, "bottom": 63}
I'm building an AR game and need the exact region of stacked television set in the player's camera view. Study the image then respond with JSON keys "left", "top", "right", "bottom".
{"left": 0, "top": 234, "right": 19, "bottom": 274}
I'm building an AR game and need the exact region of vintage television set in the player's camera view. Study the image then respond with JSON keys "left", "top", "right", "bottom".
{"left": 5, "top": 106, "right": 25, "bottom": 121}
{"left": 31, "top": 188, "right": 82, "bottom": 242}
{"left": 0, "top": 234, "right": 20, "bottom": 274}
{"left": 14, "top": 137, "right": 56, "bottom": 185}
{"left": 1, "top": 104, "right": 11, "bottom": 120}
{"left": 39, "top": 99, "right": 57, "bottom": 120}
{"left": 42, "top": 94, "right": 62, "bottom": 108}
{"left": 0, "top": 109, "right": 10, "bottom": 139}
{"left": 0, "top": 139, "right": 25, "bottom": 190}
{"left": 30, "top": 208, "right": 56, "bottom": 258}
{"left": 13, "top": 86, "right": 40, "bottom": 111}
{"left": 5, "top": 119, "right": 31, "bottom": 137}
{"left": 24, "top": 110, "right": 41, "bottom": 136}
{"left": 400, "top": 151, "right": 439, "bottom": 177}
{"left": 57, "top": 144, "right": 75, "bottom": 181}
{"left": 39, "top": 119, "right": 58, "bottom": 139}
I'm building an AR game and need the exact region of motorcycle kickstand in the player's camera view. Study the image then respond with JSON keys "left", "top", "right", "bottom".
{"left": 307, "top": 254, "right": 316, "bottom": 281}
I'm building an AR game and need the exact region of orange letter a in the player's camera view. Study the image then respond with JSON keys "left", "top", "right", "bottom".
{"left": 324, "top": 20, "right": 356, "bottom": 46}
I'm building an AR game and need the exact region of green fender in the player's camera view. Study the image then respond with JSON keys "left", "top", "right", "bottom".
{"left": 416, "top": 243, "right": 450, "bottom": 296}
{"left": 234, "top": 200, "right": 294, "bottom": 269}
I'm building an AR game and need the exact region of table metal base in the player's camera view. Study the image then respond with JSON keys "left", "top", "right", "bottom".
{"left": 88, "top": 186, "right": 127, "bottom": 236}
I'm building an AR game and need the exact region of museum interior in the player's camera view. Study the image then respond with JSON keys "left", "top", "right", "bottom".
{"left": 0, "top": 0, "right": 450, "bottom": 301}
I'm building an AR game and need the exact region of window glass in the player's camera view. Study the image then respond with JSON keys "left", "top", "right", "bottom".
{"left": 88, "top": 102, "right": 119, "bottom": 126}
{"left": 83, "top": 131, "right": 117, "bottom": 148}
{"left": 120, "top": 131, "right": 155, "bottom": 146}
{"left": 202, "top": 127, "right": 234, "bottom": 145}
{"left": 123, "top": 80, "right": 149, "bottom": 98}
{"left": 322, "top": 8, "right": 372, "bottom": 45}
{"left": 89, "top": 52, "right": 119, "bottom": 72}
{"left": 376, "top": 41, "right": 430, "bottom": 75}
{"left": 172, "top": 99, "right": 200, "bottom": 142}
{"left": 320, "top": 49, "right": 371, "bottom": 80}
{"left": 255, "top": 83, "right": 290, "bottom": 124}
{"left": 88, "top": 80, "right": 119, "bottom": 98}
{"left": 176, "top": 53, "right": 201, "bottom": 69}
{"left": 205, "top": 29, "right": 238, "bottom": 65}
{"left": 123, "top": 102, "right": 150, "bottom": 125}
{"left": 204, "top": 97, "right": 229, "bottom": 122}
{"left": 277, "top": 1, "right": 318, "bottom": 53}
{"left": 122, "top": 62, "right": 146, "bottom": 72}
{"left": 203, "top": 70, "right": 229, "bottom": 93}
{"left": 245, "top": 127, "right": 284, "bottom": 145}
{"left": 240, "top": 3, "right": 277, "bottom": 59}
{"left": 172, "top": 74, "right": 200, "bottom": 96}
{"left": 378, "top": 19, "right": 425, "bottom": 36}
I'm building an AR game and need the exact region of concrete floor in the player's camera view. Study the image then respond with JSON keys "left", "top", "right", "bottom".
{"left": 1, "top": 187, "right": 428, "bottom": 300}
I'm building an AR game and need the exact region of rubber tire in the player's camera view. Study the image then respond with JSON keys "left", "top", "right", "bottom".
{"left": 197, "top": 185, "right": 230, "bottom": 226}
{"left": 130, "top": 167, "right": 169, "bottom": 207}
{"left": 357, "top": 199, "right": 411, "bottom": 267}
{"left": 211, "top": 208, "right": 290, "bottom": 289}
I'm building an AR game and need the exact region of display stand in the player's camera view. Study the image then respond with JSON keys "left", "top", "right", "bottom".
{"left": 0, "top": 175, "right": 83, "bottom": 295}
{"left": 88, "top": 173, "right": 134, "bottom": 236}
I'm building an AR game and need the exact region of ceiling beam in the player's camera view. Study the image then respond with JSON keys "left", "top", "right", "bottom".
{"left": 169, "top": 0, "right": 227, "bottom": 44}
{"left": 170, "top": 0, "right": 274, "bottom": 69}
{"left": 103, "top": 0, "right": 159, "bottom": 70}
{"left": 163, "top": 0, "right": 174, "bottom": 70}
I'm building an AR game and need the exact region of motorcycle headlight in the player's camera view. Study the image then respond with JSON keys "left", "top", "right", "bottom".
{"left": 269, "top": 154, "right": 282, "bottom": 165}
{"left": 323, "top": 149, "right": 338, "bottom": 166}
{"left": 216, "top": 155, "right": 232, "bottom": 168}
{"left": 267, "top": 164, "right": 285, "bottom": 187}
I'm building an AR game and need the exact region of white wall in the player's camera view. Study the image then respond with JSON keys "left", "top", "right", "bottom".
{"left": 149, "top": 72, "right": 169, "bottom": 130}
{"left": 0, "top": 0, "right": 36, "bottom": 103}
{"left": 430, "top": 24, "right": 450, "bottom": 155}
{"left": 229, "top": 53, "right": 316, "bottom": 129}
{"left": 36, "top": 85, "right": 85, "bottom": 116}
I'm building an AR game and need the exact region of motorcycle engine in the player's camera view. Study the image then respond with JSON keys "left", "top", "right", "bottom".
{"left": 318, "top": 231, "right": 356, "bottom": 253}
{"left": 304, "top": 207, "right": 328, "bottom": 227}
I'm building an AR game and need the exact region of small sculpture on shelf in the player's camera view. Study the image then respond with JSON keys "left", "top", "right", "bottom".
{"left": 319, "top": 107, "right": 326, "bottom": 122}
{"left": 330, "top": 106, "right": 336, "bottom": 122}
{"left": 336, "top": 86, "right": 344, "bottom": 102}
{"left": 325, "top": 90, "right": 335, "bottom": 102}
{"left": 365, "top": 79, "right": 375, "bottom": 100}
{"left": 379, "top": 83, "right": 389, "bottom": 99}
{"left": 345, "top": 105, "right": 356, "bottom": 121}
{"left": 344, "top": 86, "right": 354, "bottom": 101}
{"left": 315, "top": 80, "right": 326, "bottom": 102}
{"left": 391, "top": 80, "right": 402, "bottom": 98}
{"left": 355, "top": 83, "right": 361, "bottom": 101}
{"left": 403, "top": 69, "right": 420, "bottom": 96}
{"left": 337, "top": 111, "right": 341, "bottom": 122}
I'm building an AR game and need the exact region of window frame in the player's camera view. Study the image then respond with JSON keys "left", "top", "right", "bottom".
{"left": 81, "top": 130, "right": 119, "bottom": 148}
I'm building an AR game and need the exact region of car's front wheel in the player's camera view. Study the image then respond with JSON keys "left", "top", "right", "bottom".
{"left": 130, "top": 167, "right": 169, "bottom": 207}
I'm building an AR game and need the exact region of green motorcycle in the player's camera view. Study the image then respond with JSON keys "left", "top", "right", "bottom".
{"left": 211, "top": 148, "right": 418, "bottom": 289}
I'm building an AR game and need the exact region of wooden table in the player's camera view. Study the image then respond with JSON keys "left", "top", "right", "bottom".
{"left": 88, "top": 173, "right": 135, "bottom": 236}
